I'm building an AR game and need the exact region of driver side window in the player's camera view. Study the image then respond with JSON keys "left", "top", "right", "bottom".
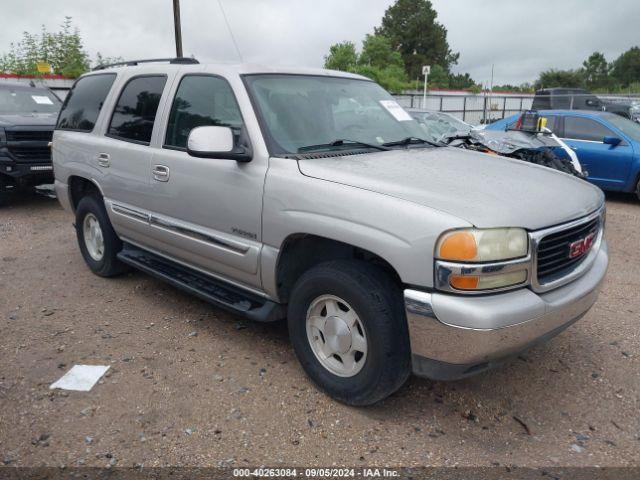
{"left": 563, "top": 117, "right": 613, "bottom": 142}
{"left": 164, "top": 75, "right": 243, "bottom": 149}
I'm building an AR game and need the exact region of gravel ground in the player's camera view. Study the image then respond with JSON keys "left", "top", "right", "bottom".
{"left": 0, "top": 191, "right": 638, "bottom": 469}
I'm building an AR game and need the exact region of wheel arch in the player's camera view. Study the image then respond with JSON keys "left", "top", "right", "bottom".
{"left": 273, "top": 233, "right": 403, "bottom": 304}
{"left": 68, "top": 175, "right": 104, "bottom": 212}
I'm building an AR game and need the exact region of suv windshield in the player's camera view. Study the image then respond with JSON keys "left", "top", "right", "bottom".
{"left": 244, "top": 74, "right": 428, "bottom": 155}
{"left": 0, "top": 87, "right": 61, "bottom": 115}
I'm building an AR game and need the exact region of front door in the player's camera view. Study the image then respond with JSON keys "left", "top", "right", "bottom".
{"left": 561, "top": 115, "right": 633, "bottom": 190}
{"left": 144, "top": 74, "right": 266, "bottom": 289}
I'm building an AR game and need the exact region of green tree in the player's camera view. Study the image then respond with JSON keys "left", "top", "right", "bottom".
{"left": 0, "top": 17, "right": 90, "bottom": 78}
{"left": 358, "top": 34, "right": 403, "bottom": 70}
{"left": 324, "top": 41, "right": 358, "bottom": 71}
{"left": 582, "top": 52, "right": 610, "bottom": 90}
{"left": 534, "top": 69, "right": 584, "bottom": 89}
{"left": 324, "top": 35, "right": 409, "bottom": 92}
{"left": 375, "top": 0, "right": 459, "bottom": 79}
{"left": 449, "top": 72, "right": 478, "bottom": 90}
{"left": 611, "top": 46, "right": 640, "bottom": 87}
{"left": 94, "top": 52, "right": 125, "bottom": 69}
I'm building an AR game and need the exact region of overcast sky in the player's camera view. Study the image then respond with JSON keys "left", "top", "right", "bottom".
{"left": 2, "top": 0, "right": 639, "bottom": 86}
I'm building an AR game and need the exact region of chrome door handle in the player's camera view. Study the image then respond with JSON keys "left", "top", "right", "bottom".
{"left": 97, "top": 153, "right": 110, "bottom": 168}
{"left": 152, "top": 165, "right": 170, "bottom": 182}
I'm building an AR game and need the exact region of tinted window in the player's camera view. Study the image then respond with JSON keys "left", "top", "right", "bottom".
{"left": 57, "top": 74, "right": 116, "bottom": 131}
{"left": 564, "top": 117, "right": 613, "bottom": 142}
{"left": 165, "top": 75, "right": 243, "bottom": 149}
{"left": 108, "top": 76, "right": 167, "bottom": 144}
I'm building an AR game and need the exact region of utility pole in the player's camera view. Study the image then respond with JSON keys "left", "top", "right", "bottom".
{"left": 173, "top": 0, "right": 183, "bottom": 58}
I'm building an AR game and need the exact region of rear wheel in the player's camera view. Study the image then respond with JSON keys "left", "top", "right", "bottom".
{"left": 75, "top": 195, "right": 128, "bottom": 277}
{"left": 636, "top": 177, "right": 640, "bottom": 202}
{"left": 287, "top": 260, "right": 411, "bottom": 406}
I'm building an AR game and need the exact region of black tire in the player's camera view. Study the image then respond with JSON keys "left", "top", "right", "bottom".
{"left": 0, "top": 175, "right": 12, "bottom": 207}
{"left": 75, "top": 195, "right": 128, "bottom": 277}
{"left": 287, "top": 260, "right": 411, "bottom": 406}
{"left": 636, "top": 176, "right": 640, "bottom": 202}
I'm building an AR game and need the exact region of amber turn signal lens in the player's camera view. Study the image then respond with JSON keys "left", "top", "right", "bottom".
{"left": 449, "top": 275, "right": 479, "bottom": 290}
{"left": 438, "top": 232, "right": 478, "bottom": 261}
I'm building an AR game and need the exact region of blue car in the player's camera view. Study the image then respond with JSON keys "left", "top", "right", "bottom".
{"left": 487, "top": 110, "right": 640, "bottom": 200}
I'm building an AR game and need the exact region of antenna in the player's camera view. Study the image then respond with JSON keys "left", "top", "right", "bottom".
{"left": 217, "top": 0, "right": 244, "bottom": 62}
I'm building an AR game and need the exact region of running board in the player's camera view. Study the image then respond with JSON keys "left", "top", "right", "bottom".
{"left": 117, "top": 244, "right": 285, "bottom": 322}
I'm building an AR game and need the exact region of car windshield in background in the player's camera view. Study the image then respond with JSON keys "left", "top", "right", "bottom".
{"left": 410, "top": 111, "right": 472, "bottom": 142}
{"left": 243, "top": 74, "right": 428, "bottom": 155}
{"left": 607, "top": 113, "right": 640, "bottom": 142}
{"left": 0, "top": 88, "right": 61, "bottom": 115}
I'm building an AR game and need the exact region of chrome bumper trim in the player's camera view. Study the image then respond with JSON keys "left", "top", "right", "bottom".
{"left": 406, "top": 240, "right": 608, "bottom": 369}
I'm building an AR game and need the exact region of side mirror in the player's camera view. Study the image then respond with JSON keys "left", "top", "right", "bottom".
{"left": 187, "top": 126, "right": 252, "bottom": 162}
{"left": 603, "top": 136, "right": 622, "bottom": 147}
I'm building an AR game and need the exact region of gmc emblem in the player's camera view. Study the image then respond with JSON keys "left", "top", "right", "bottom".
{"left": 569, "top": 233, "right": 596, "bottom": 259}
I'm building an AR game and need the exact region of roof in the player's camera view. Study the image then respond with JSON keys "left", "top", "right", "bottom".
{"left": 536, "top": 88, "right": 589, "bottom": 93}
{"left": 85, "top": 62, "right": 369, "bottom": 81}
{"left": 535, "top": 110, "right": 617, "bottom": 118}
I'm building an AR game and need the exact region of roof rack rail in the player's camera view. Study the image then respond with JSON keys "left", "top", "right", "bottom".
{"left": 93, "top": 57, "right": 199, "bottom": 71}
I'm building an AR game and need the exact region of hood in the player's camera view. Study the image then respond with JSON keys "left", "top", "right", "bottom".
{"left": 296, "top": 147, "right": 604, "bottom": 230}
{"left": 0, "top": 113, "right": 58, "bottom": 128}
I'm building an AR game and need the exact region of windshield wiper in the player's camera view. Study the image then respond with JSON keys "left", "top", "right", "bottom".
{"left": 382, "top": 136, "right": 444, "bottom": 148}
{"left": 297, "top": 139, "right": 390, "bottom": 153}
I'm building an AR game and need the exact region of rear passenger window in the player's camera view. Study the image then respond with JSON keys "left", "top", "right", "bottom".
{"left": 57, "top": 74, "right": 116, "bottom": 132}
{"left": 107, "top": 75, "right": 167, "bottom": 144}
{"left": 564, "top": 117, "right": 613, "bottom": 142}
{"left": 164, "top": 75, "right": 243, "bottom": 149}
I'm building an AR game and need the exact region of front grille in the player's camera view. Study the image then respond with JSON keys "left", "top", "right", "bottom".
{"left": 536, "top": 217, "right": 600, "bottom": 283}
{"left": 6, "top": 130, "right": 53, "bottom": 142}
{"left": 8, "top": 146, "right": 51, "bottom": 161}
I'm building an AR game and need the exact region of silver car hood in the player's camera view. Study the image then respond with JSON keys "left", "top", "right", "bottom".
{"left": 296, "top": 147, "right": 604, "bottom": 230}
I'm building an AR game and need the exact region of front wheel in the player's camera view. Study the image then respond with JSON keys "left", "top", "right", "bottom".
{"left": 75, "top": 195, "right": 129, "bottom": 277}
{"left": 287, "top": 260, "right": 411, "bottom": 406}
{"left": 0, "top": 175, "right": 12, "bottom": 207}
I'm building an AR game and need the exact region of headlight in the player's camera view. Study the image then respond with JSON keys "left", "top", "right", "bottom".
{"left": 435, "top": 228, "right": 530, "bottom": 293}
{"left": 436, "top": 228, "right": 528, "bottom": 262}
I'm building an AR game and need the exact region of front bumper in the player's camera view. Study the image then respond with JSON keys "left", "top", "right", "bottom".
{"left": 406, "top": 240, "right": 608, "bottom": 380}
{"left": 0, "top": 157, "right": 54, "bottom": 182}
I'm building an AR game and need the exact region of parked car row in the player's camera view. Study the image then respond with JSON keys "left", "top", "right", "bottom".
{"left": 47, "top": 58, "right": 609, "bottom": 405}
{"left": 488, "top": 111, "right": 640, "bottom": 200}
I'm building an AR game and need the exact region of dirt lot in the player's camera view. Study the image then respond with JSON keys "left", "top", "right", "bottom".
{"left": 0, "top": 191, "right": 638, "bottom": 468}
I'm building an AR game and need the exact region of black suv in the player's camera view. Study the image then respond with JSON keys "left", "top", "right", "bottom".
{"left": 0, "top": 82, "right": 61, "bottom": 205}
{"left": 532, "top": 88, "right": 635, "bottom": 120}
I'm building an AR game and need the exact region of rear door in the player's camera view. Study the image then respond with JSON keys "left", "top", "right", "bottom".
{"left": 97, "top": 73, "right": 174, "bottom": 245}
{"left": 561, "top": 115, "right": 633, "bottom": 189}
{"left": 53, "top": 73, "right": 118, "bottom": 197}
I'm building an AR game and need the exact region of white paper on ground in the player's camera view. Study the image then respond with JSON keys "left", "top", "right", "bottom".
{"left": 379, "top": 100, "right": 413, "bottom": 122}
{"left": 50, "top": 365, "right": 110, "bottom": 391}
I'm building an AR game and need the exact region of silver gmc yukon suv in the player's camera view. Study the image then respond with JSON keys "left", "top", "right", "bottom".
{"left": 52, "top": 58, "right": 608, "bottom": 405}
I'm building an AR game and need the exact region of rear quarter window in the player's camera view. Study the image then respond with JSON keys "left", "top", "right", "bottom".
{"left": 56, "top": 74, "right": 117, "bottom": 132}
{"left": 107, "top": 75, "right": 167, "bottom": 144}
